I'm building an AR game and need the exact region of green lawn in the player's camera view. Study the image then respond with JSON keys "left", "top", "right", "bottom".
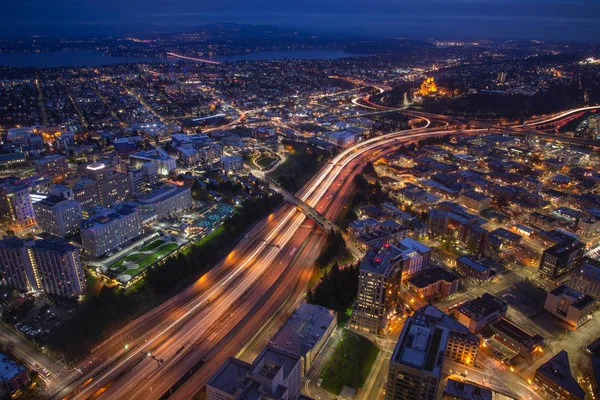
{"left": 256, "top": 155, "right": 278, "bottom": 168}
{"left": 183, "top": 226, "right": 225, "bottom": 256}
{"left": 320, "top": 330, "right": 380, "bottom": 395}
{"left": 139, "top": 239, "right": 165, "bottom": 252}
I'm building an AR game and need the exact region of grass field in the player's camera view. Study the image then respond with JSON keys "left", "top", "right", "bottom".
{"left": 320, "top": 329, "right": 379, "bottom": 395}
{"left": 139, "top": 239, "right": 165, "bottom": 252}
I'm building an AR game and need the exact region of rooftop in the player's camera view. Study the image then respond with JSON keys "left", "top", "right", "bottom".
{"left": 407, "top": 267, "right": 459, "bottom": 289}
{"left": 444, "top": 379, "right": 492, "bottom": 400}
{"left": 270, "top": 303, "right": 336, "bottom": 358}
{"left": 0, "top": 353, "right": 26, "bottom": 383}
{"left": 458, "top": 293, "right": 507, "bottom": 321}
{"left": 536, "top": 351, "right": 584, "bottom": 399}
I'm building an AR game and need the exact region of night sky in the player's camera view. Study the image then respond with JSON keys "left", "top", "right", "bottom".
{"left": 3, "top": 0, "right": 599, "bottom": 41}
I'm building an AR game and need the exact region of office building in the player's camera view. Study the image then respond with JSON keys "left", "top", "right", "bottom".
{"left": 137, "top": 185, "right": 192, "bottom": 221}
{"left": 130, "top": 149, "right": 176, "bottom": 176}
{"left": 0, "top": 180, "right": 36, "bottom": 229}
{"left": 569, "top": 262, "right": 600, "bottom": 299}
{"left": 454, "top": 293, "right": 507, "bottom": 333}
{"left": 544, "top": 284, "right": 595, "bottom": 328}
{"left": 351, "top": 244, "right": 404, "bottom": 334}
{"left": 406, "top": 268, "right": 460, "bottom": 300}
{"left": 539, "top": 240, "right": 586, "bottom": 280}
{"left": 80, "top": 203, "right": 143, "bottom": 257}
{"left": 207, "top": 345, "right": 301, "bottom": 400}
{"left": 34, "top": 154, "right": 69, "bottom": 183}
{"left": 386, "top": 311, "right": 449, "bottom": 400}
{"left": 0, "top": 237, "right": 85, "bottom": 297}
{"left": 32, "top": 195, "right": 82, "bottom": 237}
{"left": 73, "top": 163, "right": 130, "bottom": 207}
{"left": 0, "top": 353, "right": 30, "bottom": 394}
{"left": 534, "top": 351, "right": 585, "bottom": 400}
{"left": 270, "top": 303, "right": 336, "bottom": 377}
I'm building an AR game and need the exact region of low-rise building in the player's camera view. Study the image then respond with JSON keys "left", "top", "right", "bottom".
{"left": 443, "top": 379, "right": 492, "bottom": 400}
{"left": 0, "top": 353, "right": 30, "bottom": 394}
{"left": 454, "top": 293, "right": 507, "bottom": 333}
{"left": 459, "top": 191, "right": 491, "bottom": 213}
{"left": 534, "top": 351, "right": 584, "bottom": 400}
{"left": 206, "top": 346, "right": 301, "bottom": 400}
{"left": 529, "top": 212, "right": 558, "bottom": 230}
{"left": 544, "top": 284, "right": 595, "bottom": 328}
{"left": 455, "top": 256, "right": 494, "bottom": 281}
{"left": 491, "top": 318, "right": 544, "bottom": 357}
{"left": 269, "top": 303, "right": 336, "bottom": 376}
{"left": 406, "top": 268, "right": 460, "bottom": 300}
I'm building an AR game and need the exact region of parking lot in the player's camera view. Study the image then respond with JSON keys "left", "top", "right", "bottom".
{"left": 497, "top": 280, "right": 546, "bottom": 317}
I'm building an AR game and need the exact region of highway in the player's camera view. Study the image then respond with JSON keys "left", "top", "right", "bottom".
{"left": 51, "top": 125, "right": 476, "bottom": 400}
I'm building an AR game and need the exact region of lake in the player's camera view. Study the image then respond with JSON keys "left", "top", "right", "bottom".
{"left": 0, "top": 49, "right": 352, "bottom": 68}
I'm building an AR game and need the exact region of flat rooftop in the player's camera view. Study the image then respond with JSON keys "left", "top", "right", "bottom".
{"left": 206, "top": 357, "right": 252, "bottom": 396}
{"left": 270, "top": 303, "right": 336, "bottom": 358}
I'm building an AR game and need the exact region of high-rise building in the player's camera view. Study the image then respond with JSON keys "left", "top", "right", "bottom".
{"left": 427, "top": 208, "right": 448, "bottom": 238}
{"left": 397, "top": 238, "right": 432, "bottom": 278}
{"left": 0, "top": 237, "right": 37, "bottom": 292}
{"left": 80, "top": 203, "right": 143, "bottom": 257}
{"left": 386, "top": 310, "right": 449, "bottom": 400}
{"left": 29, "top": 239, "right": 86, "bottom": 297}
{"left": 0, "top": 180, "right": 35, "bottom": 229}
{"left": 461, "top": 224, "right": 489, "bottom": 257}
{"left": 350, "top": 244, "right": 404, "bottom": 334}
{"left": 127, "top": 162, "right": 159, "bottom": 195}
{"left": 497, "top": 72, "right": 507, "bottom": 83}
{"left": 72, "top": 163, "right": 130, "bottom": 207}
{"left": 539, "top": 240, "right": 586, "bottom": 279}
{"left": 137, "top": 185, "right": 192, "bottom": 221}
{"left": 34, "top": 155, "right": 69, "bottom": 183}
{"left": 32, "top": 195, "right": 82, "bottom": 237}
{"left": 0, "top": 237, "right": 85, "bottom": 297}
{"left": 534, "top": 351, "right": 585, "bottom": 400}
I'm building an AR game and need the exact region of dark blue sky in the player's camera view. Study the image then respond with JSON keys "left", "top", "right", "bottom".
{"left": 3, "top": 0, "right": 599, "bottom": 41}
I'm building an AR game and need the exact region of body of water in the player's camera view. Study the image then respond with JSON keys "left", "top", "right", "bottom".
{"left": 0, "top": 49, "right": 351, "bottom": 68}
